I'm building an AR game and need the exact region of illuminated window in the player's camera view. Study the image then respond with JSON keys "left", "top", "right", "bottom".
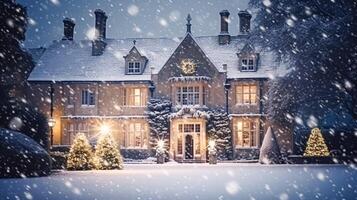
{"left": 241, "top": 57, "right": 255, "bottom": 71}
{"left": 176, "top": 86, "right": 200, "bottom": 105}
{"left": 236, "top": 118, "right": 258, "bottom": 147}
{"left": 123, "top": 88, "right": 147, "bottom": 106}
{"left": 236, "top": 84, "right": 257, "bottom": 104}
{"left": 125, "top": 122, "right": 147, "bottom": 148}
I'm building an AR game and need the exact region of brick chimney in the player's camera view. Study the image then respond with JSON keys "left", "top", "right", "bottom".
{"left": 218, "top": 10, "right": 230, "bottom": 45}
{"left": 92, "top": 9, "right": 107, "bottom": 56}
{"left": 238, "top": 10, "right": 252, "bottom": 34}
{"left": 62, "top": 18, "right": 75, "bottom": 41}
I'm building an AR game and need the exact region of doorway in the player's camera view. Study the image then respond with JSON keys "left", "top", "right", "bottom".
{"left": 185, "top": 134, "right": 194, "bottom": 159}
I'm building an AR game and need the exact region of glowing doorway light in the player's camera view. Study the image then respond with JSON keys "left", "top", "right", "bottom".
{"left": 99, "top": 124, "right": 110, "bottom": 134}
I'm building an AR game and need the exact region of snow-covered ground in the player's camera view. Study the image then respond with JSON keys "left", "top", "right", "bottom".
{"left": 0, "top": 163, "right": 356, "bottom": 200}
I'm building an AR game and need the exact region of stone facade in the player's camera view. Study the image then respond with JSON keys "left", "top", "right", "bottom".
{"left": 27, "top": 9, "right": 291, "bottom": 161}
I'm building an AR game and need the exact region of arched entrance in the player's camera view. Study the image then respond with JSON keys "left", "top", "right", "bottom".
{"left": 185, "top": 134, "right": 194, "bottom": 159}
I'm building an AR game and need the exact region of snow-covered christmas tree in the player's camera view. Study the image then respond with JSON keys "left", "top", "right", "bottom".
{"left": 259, "top": 127, "right": 282, "bottom": 164}
{"left": 304, "top": 128, "right": 330, "bottom": 157}
{"left": 146, "top": 98, "right": 172, "bottom": 148}
{"left": 206, "top": 109, "right": 233, "bottom": 160}
{"left": 94, "top": 133, "right": 123, "bottom": 170}
{"left": 66, "top": 133, "right": 93, "bottom": 170}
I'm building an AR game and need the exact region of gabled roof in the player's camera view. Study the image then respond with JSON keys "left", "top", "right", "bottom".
{"left": 27, "top": 35, "right": 288, "bottom": 82}
{"left": 123, "top": 46, "right": 148, "bottom": 61}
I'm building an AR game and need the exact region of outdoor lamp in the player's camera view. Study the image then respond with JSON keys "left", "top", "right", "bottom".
{"left": 48, "top": 118, "right": 56, "bottom": 128}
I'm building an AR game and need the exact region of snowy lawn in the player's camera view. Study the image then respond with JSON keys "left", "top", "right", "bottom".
{"left": 0, "top": 163, "right": 356, "bottom": 200}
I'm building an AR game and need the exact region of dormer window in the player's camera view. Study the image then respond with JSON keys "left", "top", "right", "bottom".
{"left": 128, "top": 62, "right": 141, "bottom": 74}
{"left": 237, "top": 44, "right": 258, "bottom": 72}
{"left": 124, "top": 44, "right": 148, "bottom": 75}
{"left": 241, "top": 57, "right": 255, "bottom": 71}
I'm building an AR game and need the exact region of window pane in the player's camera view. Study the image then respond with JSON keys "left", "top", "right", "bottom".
{"left": 250, "top": 94, "right": 256, "bottom": 104}
{"left": 195, "top": 134, "right": 200, "bottom": 155}
{"left": 177, "top": 135, "right": 182, "bottom": 154}
{"left": 250, "top": 85, "right": 256, "bottom": 93}
{"left": 89, "top": 92, "right": 95, "bottom": 105}
{"left": 243, "top": 85, "right": 250, "bottom": 93}
{"left": 195, "top": 124, "right": 200, "bottom": 133}
{"left": 243, "top": 94, "right": 250, "bottom": 103}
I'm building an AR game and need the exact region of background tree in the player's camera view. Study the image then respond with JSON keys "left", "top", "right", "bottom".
{"left": 94, "top": 133, "right": 123, "bottom": 170}
{"left": 67, "top": 133, "right": 93, "bottom": 170}
{"left": 0, "top": 0, "right": 34, "bottom": 96}
{"left": 250, "top": 0, "right": 357, "bottom": 153}
{"left": 0, "top": 0, "right": 48, "bottom": 149}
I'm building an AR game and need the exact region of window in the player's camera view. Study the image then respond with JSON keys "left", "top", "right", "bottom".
{"left": 241, "top": 57, "right": 255, "bottom": 71}
{"left": 128, "top": 62, "right": 141, "bottom": 74}
{"left": 66, "top": 123, "right": 75, "bottom": 144}
{"left": 176, "top": 86, "right": 200, "bottom": 105}
{"left": 236, "top": 84, "right": 257, "bottom": 104}
{"left": 81, "top": 90, "right": 95, "bottom": 106}
{"left": 125, "top": 123, "right": 147, "bottom": 148}
{"left": 67, "top": 87, "right": 74, "bottom": 107}
{"left": 123, "top": 88, "right": 147, "bottom": 106}
{"left": 236, "top": 118, "right": 258, "bottom": 148}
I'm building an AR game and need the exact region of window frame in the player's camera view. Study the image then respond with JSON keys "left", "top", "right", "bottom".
{"left": 240, "top": 57, "right": 256, "bottom": 72}
{"left": 81, "top": 89, "right": 95, "bottom": 107}
{"left": 176, "top": 86, "right": 201, "bottom": 106}
{"left": 128, "top": 61, "right": 141, "bottom": 74}
{"left": 235, "top": 118, "right": 258, "bottom": 148}
{"left": 125, "top": 122, "right": 148, "bottom": 149}
{"left": 123, "top": 87, "right": 147, "bottom": 107}
{"left": 235, "top": 83, "right": 257, "bottom": 105}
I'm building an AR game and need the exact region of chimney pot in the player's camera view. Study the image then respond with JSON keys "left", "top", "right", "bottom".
{"left": 218, "top": 10, "right": 230, "bottom": 45}
{"left": 62, "top": 18, "right": 75, "bottom": 41}
{"left": 94, "top": 9, "right": 108, "bottom": 40}
{"left": 238, "top": 10, "right": 252, "bottom": 34}
{"left": 92, "top": 9, "right": 108, "bottom": 56}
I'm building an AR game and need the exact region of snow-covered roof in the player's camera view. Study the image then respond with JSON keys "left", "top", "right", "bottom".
{"left": 28, "top": 35, "right": 288, "bottom": 82}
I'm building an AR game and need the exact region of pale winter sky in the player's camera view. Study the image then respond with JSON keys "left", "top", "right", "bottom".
{"left": 18, "top": 0, "right": 250, "bottom": 48}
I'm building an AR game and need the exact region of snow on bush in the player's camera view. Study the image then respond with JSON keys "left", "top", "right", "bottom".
{"left": 94, "top": 133, "right": 123, "bottom": 170}
{"left": 66, "top": 133, "right": 93, "bottom": 170}
{"left": 146, "top": 98, "right": 172, "bottom": 148}
{"left": 259, "top": 127, "right": 282, "bottom": 164}
{"left": 206, "top": 108, "right": 232, "bottom": 160}
{"left": 0, "top": 128, "right": 51, "bottom": 177}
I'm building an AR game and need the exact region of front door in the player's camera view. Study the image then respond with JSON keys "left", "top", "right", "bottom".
{"left": 185, "top": 134, "right": 194, "bottom": 159}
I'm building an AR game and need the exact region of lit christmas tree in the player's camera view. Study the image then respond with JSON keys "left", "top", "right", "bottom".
{"left": 94, "top": 133, "right": 123, "bottom": 170}
{"left": 67, "top": 133, "right": 94, "bottom": 170}
{"left": 304, "top": 128, "right": 330, "bottom": 157}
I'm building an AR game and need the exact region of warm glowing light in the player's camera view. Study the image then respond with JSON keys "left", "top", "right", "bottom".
{"left": 208, "top": 140, "right": 216, "bottom": 148}
{"left": 99, "top": 124, "right": 110, "bottom": 134}
{"left": 48, "top": 118, "right": 56, "bottom": 128}
{"left": 157, "top": 140, "right": 165, "bottom": 149}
